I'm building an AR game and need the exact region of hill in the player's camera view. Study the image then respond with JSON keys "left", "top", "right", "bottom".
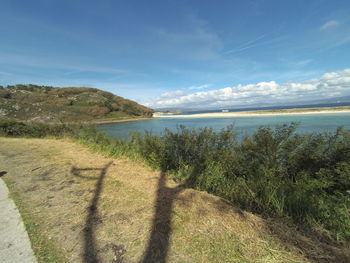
{"left": 0, "top": 84, "right": 154, "bottom": 122}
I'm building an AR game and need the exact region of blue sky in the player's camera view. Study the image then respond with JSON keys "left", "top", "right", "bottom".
{"left": 1, "top": 0, "right": 350, "bottom": 109}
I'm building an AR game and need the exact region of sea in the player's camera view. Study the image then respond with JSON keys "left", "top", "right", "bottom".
{"left": 98, "top": 111, "right": 350, "bottom": 140}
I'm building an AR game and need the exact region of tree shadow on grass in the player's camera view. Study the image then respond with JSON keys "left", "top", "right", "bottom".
{"left": 71, "top": 161, "right": 113, "bottom": 263}
{"left": 71, "top": 163, "right": 185, "bottom": 263}
{"left": 144, "top": 172, "right": 350, "bottom": 263}
{"left": 139, "top": 172, "right": 185, "bottom": 263}
{"left": 70, "top": 161, "right": 350, "bottom": 263}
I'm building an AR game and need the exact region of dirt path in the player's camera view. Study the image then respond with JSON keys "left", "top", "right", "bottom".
{"left": 0, "top": 178, "right": 37, "bottom": 263}
{"left": 0, "top": 137, "right": 348, "bottom": 263}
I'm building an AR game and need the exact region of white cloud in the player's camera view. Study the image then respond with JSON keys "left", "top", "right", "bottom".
{"left": 225, "top": 34, "right": 267, "bottom": 54}
{"left": 0, "top": 71, "right": 12, "bottom": 76}
{"left": 157, "top": 84, "right": 210, "bottom": 100}
{"left": 294, "top": 59, "right": 313, "bottom": 67}
{"left": 160, "top": 90, "right": 185, "bottom": 98}
{"left": 320, "top": 20, "right": 339, "bottom": 30}
{"left": 188, "top": 84, "right": 211, "bottom": 90}
{"left": 147, "top": 68, "right": 350, "bottom": 109}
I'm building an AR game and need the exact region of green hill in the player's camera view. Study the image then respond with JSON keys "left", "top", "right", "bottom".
{"left": 0, "top": 84, "right": 154, "bottom": 122}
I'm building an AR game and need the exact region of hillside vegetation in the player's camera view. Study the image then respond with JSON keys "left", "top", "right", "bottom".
{"left": 0, "top": 84, "right": 154, "bottom": 122}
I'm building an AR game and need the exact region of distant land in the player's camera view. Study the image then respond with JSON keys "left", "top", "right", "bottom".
{"left": 0, "top": 84, "right": 154, "bottom": 123}
{"left": 156, "top": 96, "right": 350, "bottom": 114}
{"left": 154, "top": 105, "right": 350, "bottom": 118}
{"left": 168, "top": 102, "right": 350, "bottom": 115}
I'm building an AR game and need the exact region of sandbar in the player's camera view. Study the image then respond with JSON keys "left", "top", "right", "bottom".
{"left": 153, "top": 107, "right": 350, "bottom": 118}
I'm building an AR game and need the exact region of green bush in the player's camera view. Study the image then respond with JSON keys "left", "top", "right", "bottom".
{"left": 1, "top": 120, "right": 349, "bottom": 241}
{"left": 134, "top": 123, "right": 350, "bottom": 241}
{"left": 0, "top": 120, "right": 82, "bottom": 138}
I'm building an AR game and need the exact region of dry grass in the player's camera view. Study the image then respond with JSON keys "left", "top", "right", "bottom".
{"left": 0, "top": 137, "right": 348, "bottom": 263}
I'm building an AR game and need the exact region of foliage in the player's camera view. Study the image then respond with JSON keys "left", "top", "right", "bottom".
{"left": 1, "top": 120, "right": 349, "bottom": 242}
{"left": 0, "top": 84, "right": 154, "bottom": 122}
{"left": 0, "top": 120, "right": 83, "bottom": 138}
{"left": 135, "top": 123, "right": 350, "bottom": 241}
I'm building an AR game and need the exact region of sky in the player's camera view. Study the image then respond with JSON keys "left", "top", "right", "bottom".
{"left": 1, "top": 0, "right": 350, "bottom": 109}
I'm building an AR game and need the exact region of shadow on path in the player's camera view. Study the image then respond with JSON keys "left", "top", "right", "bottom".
{"left": 71, "top": 164, "right": 184, "bottom": 263}
{"left": 71, "top": 161, "right": 113, "bottom": 263}
{"left": 139, "top": 172, "right": 184, "bottom": 263}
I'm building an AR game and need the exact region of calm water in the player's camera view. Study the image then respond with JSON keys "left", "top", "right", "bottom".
{"left": 98, "top": 113, "right": 350, "bottom": 140}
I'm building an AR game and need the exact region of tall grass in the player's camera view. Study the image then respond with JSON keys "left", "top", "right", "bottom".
{"left": 132, "top": 123, "right": 350, "bottom": 241}
{"left": 1, "top": 120, "right": 349, "bottom": 241}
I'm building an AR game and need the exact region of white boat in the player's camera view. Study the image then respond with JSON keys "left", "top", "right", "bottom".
{"left": 222, "top": 109, "right": 229, "bottom": 113}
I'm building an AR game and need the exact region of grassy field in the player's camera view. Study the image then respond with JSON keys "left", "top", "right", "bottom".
{"left": 1, "top": 137, "right": 349, "bottom": 263}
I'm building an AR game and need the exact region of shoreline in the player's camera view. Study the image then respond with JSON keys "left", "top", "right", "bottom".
{"left": 92, "top": 117, "right": 155, "bottom": 125}
{"left": 154, "top": 108, "right": 350, "bottom": 118}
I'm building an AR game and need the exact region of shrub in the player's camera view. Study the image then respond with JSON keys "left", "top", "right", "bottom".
{"left": 134, "top": 123, "right": 350, "bottom": 241}
{"left": 1, "top": 120, "right": 349, "bottom": 241}
{"left": 0, "top": 120, "right": 82, "bottom": 138}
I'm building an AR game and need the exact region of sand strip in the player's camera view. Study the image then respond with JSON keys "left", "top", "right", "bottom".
{"left": 154, "top": 109, "right": 350, "bottom": 118}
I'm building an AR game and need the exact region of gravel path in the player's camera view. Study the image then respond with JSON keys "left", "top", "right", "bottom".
{"left": 0, "top": 178, "right": 37, "bottom": 263}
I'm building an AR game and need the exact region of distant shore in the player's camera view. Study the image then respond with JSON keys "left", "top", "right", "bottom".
{"left": 92, "top": 117, "right": 154, "bottom": 125}
{"left": 153, "top": 106, "right": 350, "bottom": 118}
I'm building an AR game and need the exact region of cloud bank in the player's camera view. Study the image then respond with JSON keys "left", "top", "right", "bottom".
{"left": 146, "top": 69, "right": 350, "bottom": 109}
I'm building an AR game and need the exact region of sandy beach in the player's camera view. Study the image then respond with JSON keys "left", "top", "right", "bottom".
{"left": 92, "top": 117, "right": 153, "bottom": 125}
{"left": 153, "top": 108, "right": 350, "bottom": 118}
